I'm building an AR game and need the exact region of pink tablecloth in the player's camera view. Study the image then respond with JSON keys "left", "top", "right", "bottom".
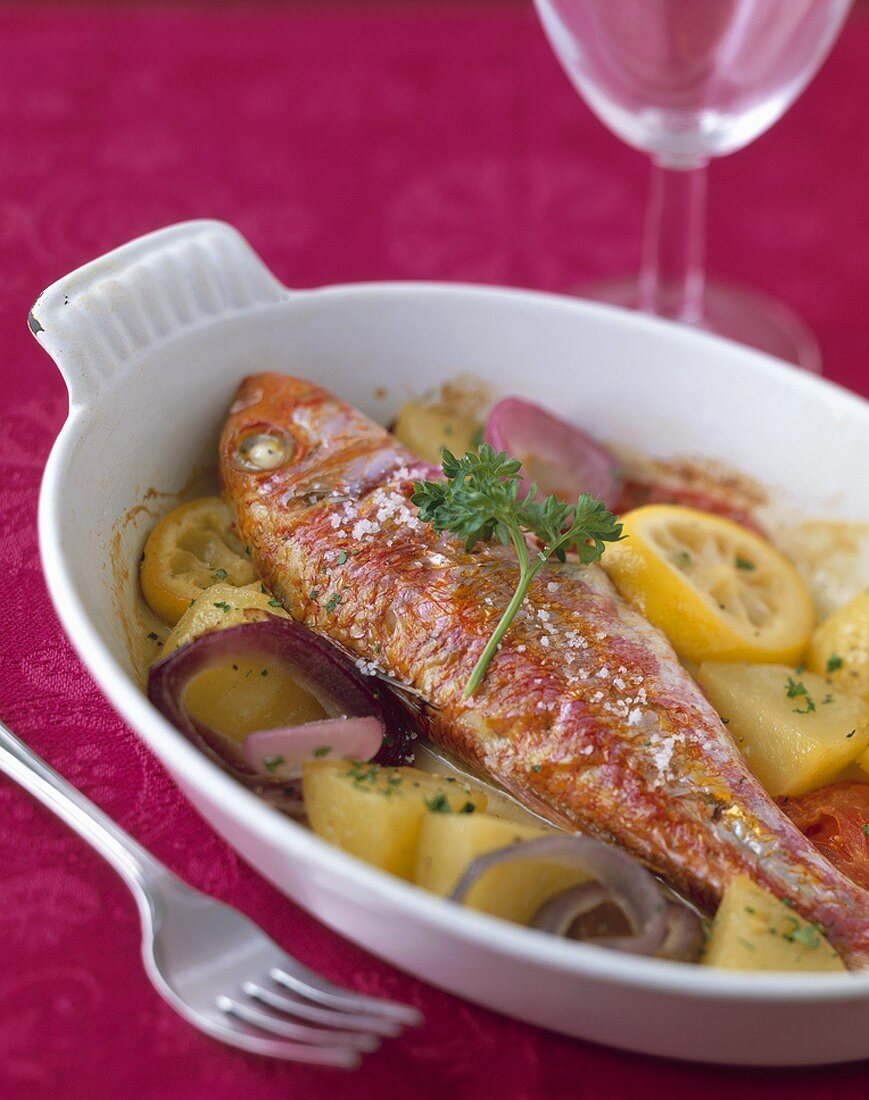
{"left": 1, "top": 5, "right": 867, "bottom": 1098}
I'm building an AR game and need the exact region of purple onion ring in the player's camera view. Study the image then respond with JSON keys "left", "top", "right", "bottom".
{"left": 148, "top": 619, "right": 417, "bottom": 788}
{"left": 450, "top": 834, "right": 670, "bottom": 957}
{"left": 484, "top": 397, "right": 622, "bottom": 511}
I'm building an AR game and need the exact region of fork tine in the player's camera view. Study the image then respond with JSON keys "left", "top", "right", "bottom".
{"left": 216, "top": 995, "right": 379, "bottom": 1052}
{"left": 202, "top": 1018, "right": 362, "bottom": 1068}
{"left": 271, "top": 965, "right": 424, "bottom": 1027}
{"left": 243, "top": 981, "right": 402, "bottom": 1037}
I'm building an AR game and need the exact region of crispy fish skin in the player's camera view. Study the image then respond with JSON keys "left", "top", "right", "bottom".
{"left": 220, "top": 373, "right": 869, "bottom": 969}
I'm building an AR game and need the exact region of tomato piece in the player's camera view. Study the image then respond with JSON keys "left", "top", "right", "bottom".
{"left": 779, "top": 781, "right": 869, "bottom": 890}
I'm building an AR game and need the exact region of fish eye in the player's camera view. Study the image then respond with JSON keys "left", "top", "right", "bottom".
{"left": 235, "top": 429, "right": 294, "bottom": 472}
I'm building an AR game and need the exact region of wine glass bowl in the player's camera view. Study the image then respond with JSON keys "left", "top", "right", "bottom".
{"left": 533, "top": 0, "right": 854, "bottom": 369}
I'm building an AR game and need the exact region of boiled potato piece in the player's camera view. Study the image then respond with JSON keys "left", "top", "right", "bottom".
{"left": 702, "top": 875, "right": 845, "bottom": 972}
{"left": 182, "top": 654, "right": 327, "bottom": 744}
{"left": 393, "top": 400, "right": 480, "bottom": 466}
{"left": 696, "top": 662, "right": 869, "bottom": 797}
{"left": 806, "top": 590, "right": 869, "bottom": 702}
{"left": 303, "top": 761, "right": 487, "bottom": 880}
{"left": 415, "top": 813, "right": 588, "bottom": 925}
{"left": 141, "top": 497, "right": 257, "bottom": 625}
{"left": 163, "top": 582, "right": 290, "bottom": 656}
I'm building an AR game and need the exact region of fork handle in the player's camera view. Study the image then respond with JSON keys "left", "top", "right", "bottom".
{"left": 0, "top": 718, "right": 170, "bottom": 896}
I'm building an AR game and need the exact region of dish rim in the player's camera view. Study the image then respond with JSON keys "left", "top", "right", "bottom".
{"left": 36, "top": 269, "right": 869, "bottom": 1004}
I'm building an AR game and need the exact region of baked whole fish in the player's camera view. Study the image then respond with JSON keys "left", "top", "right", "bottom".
{"left": 220, "top": 373, "right": 869, "bottom": 970}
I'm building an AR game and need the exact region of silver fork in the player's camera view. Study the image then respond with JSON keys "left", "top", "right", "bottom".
{"left": 0, "top": 719, "right": 422, "bottom": 1068}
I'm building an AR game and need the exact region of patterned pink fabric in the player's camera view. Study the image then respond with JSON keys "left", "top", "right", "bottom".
{"left": 0, "top": 5, "right": 867, "bottom": 1098}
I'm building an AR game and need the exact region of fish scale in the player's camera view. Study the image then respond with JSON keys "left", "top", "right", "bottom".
{"left": 221, "top": 373, "right": 869, "bottom": 970}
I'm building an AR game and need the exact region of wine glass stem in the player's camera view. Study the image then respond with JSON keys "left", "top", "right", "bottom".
{"left": 638, "top": 158, "right": 708, "bottom": 325}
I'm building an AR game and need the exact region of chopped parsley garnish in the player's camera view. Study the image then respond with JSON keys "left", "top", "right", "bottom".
{"left": 268, "top": 598, "right": 283, "bottom": 608}
{"left": 260, "top": 584, "right": 267, "bottom": 593}
{"left": 786, "top": 676, "right": 816, "bottom": 714}
{"left": 675, "top": 551, "right": 692, "bottom": 568}
{"left": 736, "top": 936, "right": 757, "bottom": 953}
{"left": 826, "top": 653, "right": 843, "bottom": 673}
{"left": 412, "top": 444, "right": 622, "bottom": 696}
{"left": 782, "top": 918, "right": 822, "bottom": 949}
{"left": 213, "top": 601, "right": 232, "bottom": 613}
{"left": 345, "top": 763, "right": 379, "bottom": 785}
{"left": 862, "top": 824, "right": 869, "bottom": 837}
{"left": 263, "top": 755, "right": 285, "bottom": 773}
{"left": 336, "top": 550, "right": 348, "bottom": 565}
{"left": 313, "top": 745, "right": 331, "bottom": 758}
{"left": 425, "top": 794, "right": 451, "bottom": 813}
{"left": 785, "top": 676, "right": 808, "bottom": 699}
{"left": 308, "top": 589, "right": 320, "bottom": 601}
{"left": 324, "top": 592, "right": 342, "bottom": 614}
{"left": 459, "top": 802, "right": 476, "bottom": 814}
{"left": 213, "top": 568, "right": 228, "bottom": 581}
{"left": 735, "top": 556, "right": 755, "bottom": 571}
{"left": 531, "top": 764, "right": 542, "bottom": 773}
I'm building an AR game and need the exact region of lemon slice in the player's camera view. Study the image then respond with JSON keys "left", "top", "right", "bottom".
{"left": 140, "top": 497, "right": 258, "bottom": 626}
{"left": 601, "top": 504, "right": 815, "bottom": 664}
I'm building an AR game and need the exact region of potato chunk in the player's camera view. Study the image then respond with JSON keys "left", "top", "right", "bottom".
{"left": 415, "top": 813, "right": 588, "bottom": 925}
{"left": 696, "top": 662, "right": 869, "bottom": 797}
{"left": 393, "top": 400, "right": 480, "bottom": 466}
{"left": 806, "top": 590, "right": 869, "bottom": 702}
{"left": 702, "top": 875, "right": 846, "bottom": 972}
{"left": 163, "top": 582, "right": 290, "bottom": 656}
{"left": 302, "top": 761, "right": 487, "bottom": 880}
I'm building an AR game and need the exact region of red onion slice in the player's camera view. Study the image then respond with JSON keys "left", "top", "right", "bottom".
{"left": 484, "top": 397, "right": 622, "bottom": 511}
{"left": 531, "top": 881, "right": 704, "bottom": 962}
{"left": 530, "top": 882, "right": 615, "bottom": 937}
{"left": 659, "top": 901, "right": 706, "bottom": 963}
{"left": 243, "top": 716, "right": 384, "bottom": 780}
{"left": 148, "top": 619, "right": 417, "bottom": 788}
{"left": 450, "top": 834, "right": 669, "bottom": 957}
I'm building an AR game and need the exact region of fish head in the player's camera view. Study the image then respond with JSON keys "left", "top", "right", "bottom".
{"left": 220, "top": 372, "right": 432, "bottom": 509}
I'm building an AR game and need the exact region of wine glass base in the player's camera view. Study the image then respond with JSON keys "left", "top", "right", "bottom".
{"left": 576, "top": 277, "right": 821, "bottom": 374}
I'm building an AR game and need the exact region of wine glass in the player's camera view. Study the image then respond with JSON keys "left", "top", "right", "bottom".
{"left": 533, "top": 0, "right": 854, "bottom": 372}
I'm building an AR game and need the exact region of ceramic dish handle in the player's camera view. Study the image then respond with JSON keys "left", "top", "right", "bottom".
{"left": 28, "top": 220, "right": 287, "bottom": 409}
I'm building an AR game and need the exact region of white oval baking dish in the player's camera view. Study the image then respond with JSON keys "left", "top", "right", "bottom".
{"left": 32, "top": 220, "right": 869, "bottom": 1066}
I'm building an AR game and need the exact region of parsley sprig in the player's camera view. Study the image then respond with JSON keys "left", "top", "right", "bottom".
{"left": 412, "top": 444, "right": 623, "bottom": 697}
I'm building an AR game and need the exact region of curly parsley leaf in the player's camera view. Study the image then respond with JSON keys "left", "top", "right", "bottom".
{"left": 412, "top": 443, "right": 623, "bottom": 696}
